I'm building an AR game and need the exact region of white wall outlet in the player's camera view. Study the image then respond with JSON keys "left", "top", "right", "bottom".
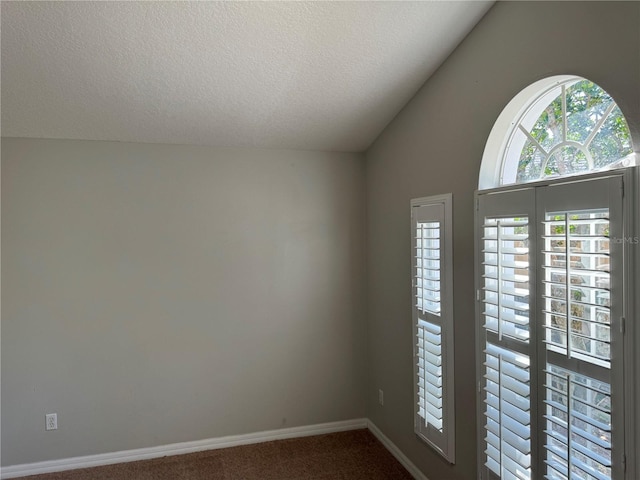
{"left": 45, "top": 413, "right": 58, "bottom": 431}
{"left": 378, "top": 389, "right": 384, "bottom": 406}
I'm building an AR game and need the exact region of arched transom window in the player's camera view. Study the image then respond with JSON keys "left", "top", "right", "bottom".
{"left": 479, "top": 76, "right": 636, "bottom": 189}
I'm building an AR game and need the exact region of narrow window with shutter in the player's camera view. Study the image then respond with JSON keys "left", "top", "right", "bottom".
{"left": 411, "top": 194, "right": 455, "bottom": 463}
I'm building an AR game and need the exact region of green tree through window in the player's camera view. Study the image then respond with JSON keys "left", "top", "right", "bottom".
{"left": 516, "top": 80, "right": 633, "bottom": 183}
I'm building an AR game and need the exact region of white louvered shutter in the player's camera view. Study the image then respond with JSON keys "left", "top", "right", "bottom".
{"left": 476, "top": 174, "right": 627, "bottom": 480}
{"left": 537, "top": 177, "right": 624, "bottom": 480}
{"left": 412, "top": 194, "right": 455, "bottom": 463}
{"left": 478, "top": 188, "right": 536, "bottom": 480}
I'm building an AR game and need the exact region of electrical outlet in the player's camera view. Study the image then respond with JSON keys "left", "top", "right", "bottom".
{"left": 46, "top": 413, "right": 58, "bottom": 431}
{"left": 378, "top": 389, "right": 384, "bottom": 406}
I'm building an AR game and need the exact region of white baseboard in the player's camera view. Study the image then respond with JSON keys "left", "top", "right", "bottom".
{"left": 0, "top": 418, "right": 368, "bottom": 479}
{"left": 367, "top": 420, "right": 430, "bottom": 480}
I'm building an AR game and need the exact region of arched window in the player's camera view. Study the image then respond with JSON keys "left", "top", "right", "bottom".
{"left": 479, "top": 76, "right": 636, "bottom": 189}
{"left": 475, "top": 77, "right": 636, "bottom": 479}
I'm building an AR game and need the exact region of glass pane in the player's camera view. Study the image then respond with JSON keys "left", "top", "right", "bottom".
{"left": 544, "top": 146, "right": 589, "bottom": 178}
{"left": 565, "top": 80, "right": 614, "bottom": 145}
{"left": 510, "top": 79, "right": 634, "bottom": 185}
{"left": 588, "top": 105, "right": 634, "bottom": 169}
{"left": 530, "top": 95, "right": 564, "bottom": 151}
{"left": 516, "top": 139, "right": 545, "bottom": 183}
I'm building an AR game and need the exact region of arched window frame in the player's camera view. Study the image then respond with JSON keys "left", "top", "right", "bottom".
{"left": 479, "top": 75, "right": 638, "bottom": 190}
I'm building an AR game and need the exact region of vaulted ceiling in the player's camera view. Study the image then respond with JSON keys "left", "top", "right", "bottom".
{"left": 1, "top": 1, "right": 493, "bottom": 152}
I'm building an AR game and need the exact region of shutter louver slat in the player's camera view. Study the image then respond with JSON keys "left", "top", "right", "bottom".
{"left": 483, "top": 259, "right": 530, "bottom": 269}
{"left": 483, "top": 246, "right": 530, "bottom": 255}
{"left": 484, "top": 309, "right": 529, "bottom": 325}
{"left": 483, "top": 219, "right": 529, "bottom": 228}
{"left": 545, "top": 428, "right": 611, "bottom": 467}
{"left": 545, "top": 461, "right": 569, "bottom": 480}
{"left": 502, "top": 453, "right": 531, "bottom": 480}
{"left": 485, "top": 384, "right": 531, "bottom": 425}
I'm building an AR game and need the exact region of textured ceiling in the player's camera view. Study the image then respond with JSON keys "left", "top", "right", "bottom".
{"left": 1, "top": 1, "right": 493, "bottom": 152}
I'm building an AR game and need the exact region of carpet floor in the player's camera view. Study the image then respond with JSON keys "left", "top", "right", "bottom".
{"left": 20, "top": 429, "right": 414, "bottom": 479}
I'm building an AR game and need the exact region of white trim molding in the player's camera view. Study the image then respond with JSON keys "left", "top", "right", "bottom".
{"left": 1, "top": 419, "right": 368, "bottom": 479}
{"left": 1, "top": 419, "right": 429, "bottom": 480}
{"left": 367, "top": 421, "right": 430, "bottom": 480}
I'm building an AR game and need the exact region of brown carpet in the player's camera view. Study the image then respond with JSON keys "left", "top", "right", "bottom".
{"left": 20, "top": 429, "right": 414, "bottom": 479}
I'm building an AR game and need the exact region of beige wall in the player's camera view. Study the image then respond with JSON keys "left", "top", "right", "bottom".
{"left": 365, "top": 2, "right": 639, "bottom": 480}
{"left": 1, "top": 138, "right": 367, "bottom": 465}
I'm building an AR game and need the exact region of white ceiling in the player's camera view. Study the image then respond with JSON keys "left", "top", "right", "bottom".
{"left": 1, "top": 1, "right": 493, "bottom": 152}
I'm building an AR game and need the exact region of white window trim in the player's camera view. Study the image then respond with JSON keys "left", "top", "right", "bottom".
{"left": 479, "top": 75, "right": 577, "bottom": 190}
{"left": 411, "top": 193, "right": 455, "bottom": 463}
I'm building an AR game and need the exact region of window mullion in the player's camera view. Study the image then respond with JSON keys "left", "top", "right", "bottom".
{"left": 497, "top": 220, "right": 503, "bottom": 341}
{"left": 562, "top": 84, "right": 567, "bottom": 144}
{"left": 518, "top": 124, "right": 548, "bottom": 157}
{"left": 584, "top": 102, "right": 617, "bottom": 149}
{"left": 565, "top": 214, "right": 572, "bottom": 359}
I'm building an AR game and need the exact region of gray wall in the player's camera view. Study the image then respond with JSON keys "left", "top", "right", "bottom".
{"left": 365, "top": 2, "right": 640, "bottom": 480}
{"left": 1, "top": 138, "right": 367, "bottom": 465}
{"left": 3, "top": 1, "right": 640, "bottom": 476}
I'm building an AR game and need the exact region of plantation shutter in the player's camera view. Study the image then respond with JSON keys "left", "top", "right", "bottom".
{"left": 537, "top": 177, "right": 624, "bottom": 480}
{"left": 476, "top": 174, "right": 627, "bottom": 480}
{"left": 412, "top": 194, "right": 455, "bottom": 463}
{"left": 477, "top": 188, "right": 536, "bottom": 480}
